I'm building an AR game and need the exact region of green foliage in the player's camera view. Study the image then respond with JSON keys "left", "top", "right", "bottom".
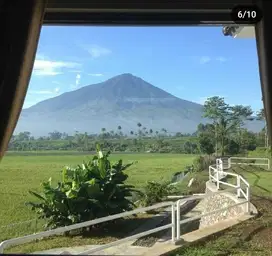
{"left": 136, "top": 181, "right": 178, "bottom": 207}
{"left": 193, "top": 155, "right": 216, "bottom": 172}
{"left": 203, "top": 96, "right": 253, "bottom": 156}
{"left": 198, "top": 133, "right": 215, "bottom": 155}
{"left": 26, "top": 146, "right": 139, "bottom": 229}
{"left": 173, "top": 247, "right": 221, "bottom": 256}
{"left": 248, "top": 147, "right": 271, "bottom": 158}
{"left": 225, "top": 139, "right": 240, "bottom": 155}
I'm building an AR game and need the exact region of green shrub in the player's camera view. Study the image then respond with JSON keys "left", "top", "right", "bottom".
{"left": 26, "top": 144, "right": 140, "bottom": 229}
{"left": 136, "top": 181, "right": 178, "bottom": 207}
{"left": 193, "top": 155, "right": 216, "bottom": 172}
{"left": 248, "top": 147, "right": 271, "bottom": 158}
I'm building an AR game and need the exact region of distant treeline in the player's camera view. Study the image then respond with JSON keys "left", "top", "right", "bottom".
{"left": 9, "top": 97, "right": 268, "bottom": 156}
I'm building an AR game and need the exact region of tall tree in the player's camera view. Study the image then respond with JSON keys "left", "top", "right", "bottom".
{"left": 231, "top": 105, "right": 253, "bottom": 147}
{"left": 203, "top": 96, "right": 229, "bottom": 156}
{"left": 203, "top": 97, "right": 253, "bottom": 156}
{"left": 48, "top": 131, "right": 62, "bottom": 140}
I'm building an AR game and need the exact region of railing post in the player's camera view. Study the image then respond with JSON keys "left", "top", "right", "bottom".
{"left": 246, "top": 186, "right": 251, "bottom": 214}
{"left": 216, "top": 170, "right": 220, "bottom": 189}
{"left": 0, "top": 244, "right": 4, "bottom": 254}
{"left": 228, "top": 158, "right": 231, "bottom": 169}
{"left": 176, "top": 201, "right": 180, "bottom": 240}
{"left": 237, "top": 176, "right": 241, "bottom": 198}
{"left": 209, "top": 167, "right": 211, "bottom": 181}
{"left": 171, "top": 204, "right": 175, "bottom": 243}
{"left": 268, "top": 158, "right": 270, "bottom": 170}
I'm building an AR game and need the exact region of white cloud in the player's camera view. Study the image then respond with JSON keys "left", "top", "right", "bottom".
{"left": 29, "top": 87, "right": 60, "bottom": 95}
{"left": 69, "top": 70, "right": 83, "bottom": 73}
{"left": 199, "top": 56, "right": 211, "bottom": 64}
{"left": 75, "top": 74, "right": 81, "bottom": 86}
{"left": 194, "top": 56, "right": 228, "bottom": 65}
{"left": 52, "top": 81, "right": 61, "bottom": 85}
{"left": 216, "top": 57, "right": 228, "bottom": 63}
{"left": 29, "top": 90, "right": 54, "bottom": 95}
{"left": 83, "top": 44, "right": 111, "bottom": 58}
{"left": 70, "top": 74, "right": 81, "bottom": 90}
{"left": 33, "top": 59, "right": 81, "bottom": 76}
{"left": 88, "top": 73, "right": 104, "bottom": 77}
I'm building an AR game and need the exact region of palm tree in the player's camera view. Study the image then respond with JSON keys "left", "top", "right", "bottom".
{"left": 117, "top": 125, "right": 122, "bottom": 137}
{"left": 161, "top": 128, "right": 167, "bottom": 137}
{"left": 137, "top": 123, "right": 142, "bottom": 139}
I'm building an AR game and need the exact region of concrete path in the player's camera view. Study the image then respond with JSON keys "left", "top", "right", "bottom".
{"left": 32, "top": 199, "right": 256, "bottom": 255}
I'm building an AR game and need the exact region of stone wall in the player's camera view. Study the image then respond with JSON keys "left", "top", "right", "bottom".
{"left": 198, "top": 181, "right": 245, "bottom": 229}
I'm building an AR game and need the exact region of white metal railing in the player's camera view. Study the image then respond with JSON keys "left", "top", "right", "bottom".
{"left": 0, "top": 201, "right": 175, "bottom": 253}
{"left": 228, "top": 157, "right": 270, "bottom": 170}
{"left": 209, "top": 159, "right": 251, "bottom": 213}
{"left": 80, "top": 188, "right": 245, "bottom": 255}
{"left": 0, "top": 188, "right": 248, "bottom": 254}
{"left": 0, "top": 158, "right": 252, "bottom": 254}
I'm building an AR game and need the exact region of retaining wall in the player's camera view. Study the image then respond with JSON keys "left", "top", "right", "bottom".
{"left": 199, "top": 181, "right": 246, "bottom": 229}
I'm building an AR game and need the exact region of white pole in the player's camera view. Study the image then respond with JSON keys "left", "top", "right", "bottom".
{"left": 228, "top": 158, "right": 231, "bottom": 169}
{"left": 171, "top": 204, "right": 175, "bottom": 243}
{"left": 237, "top": 176, "right": 241, "bottom": 198}
{"left": 216, "top": 170, "right": 220, "bottom": 190}
{"left": 246, "top": 186, "right": 251, "bottom": 214}
{"left": 176, "top": 201, "right": 180, "bottom": 240}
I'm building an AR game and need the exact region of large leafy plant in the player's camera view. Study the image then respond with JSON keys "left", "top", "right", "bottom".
{"left": 26, "top": 145, "right": 139, "bottom": 229}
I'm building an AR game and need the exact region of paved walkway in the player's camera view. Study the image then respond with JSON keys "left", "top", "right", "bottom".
{"left": 32, "top": 191, "right": 257, "bottom": 255}
{"left": 32, "top": 200, "right": 204, "bottom": 255}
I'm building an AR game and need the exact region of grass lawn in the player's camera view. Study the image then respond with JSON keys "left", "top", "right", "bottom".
{"left": 171, "top": 165, "right": 272, "bottom": 256}
{"left": 0, "top": 151, "right": 196, "bottom": 252}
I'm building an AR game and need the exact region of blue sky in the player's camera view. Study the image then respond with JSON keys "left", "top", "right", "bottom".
{"left": 25, "top": 26, "right": 262, "bottom": 112}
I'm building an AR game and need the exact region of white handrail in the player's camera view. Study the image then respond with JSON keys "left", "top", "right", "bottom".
{"left": 79, "top": 224, "right": 174, "bottom": 255}
{"left": 0, "top": 158, "right": 252, "bottom": 254}
{"left": 208, "top": 158, "right": 251, "bottom": 213}
{"left": 0, "top": 201, "right": 174, "bottom": 253}
{"left": 229, "top": 157, "right": 270, "bottom": 170}
{"left": 0, "top": 187, "right": 240, "bottom": 254}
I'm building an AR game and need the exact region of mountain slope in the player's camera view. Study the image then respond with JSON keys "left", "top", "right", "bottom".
{"left": 16, "top": 74, "right": 264, "bottom": 136}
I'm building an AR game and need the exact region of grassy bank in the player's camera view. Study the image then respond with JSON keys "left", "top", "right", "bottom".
{"left": 0, "top": 152, "right": 196, "bottom": 245}
{"left": 171, "top": 165, "right": 272, "bottom": 256}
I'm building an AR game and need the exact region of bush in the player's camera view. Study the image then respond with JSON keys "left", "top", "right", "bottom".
{"left": 136, "top": 181, "right": 178, "bottom": 207}
{"left": 225, "top": 140, "right": 240, "bottom": 155}
{"left": 26, "top": 145, "right": 140, "bottom": 229}
{"left": 248, "top": 147, "right": 271, "bottom": 158}
{"left": 193, "top": 155, "right": 216, "bottom": 172}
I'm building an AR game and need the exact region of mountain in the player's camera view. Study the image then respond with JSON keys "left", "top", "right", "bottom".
{"left": 15, "top": 73, "right": 264, "bottom": 136}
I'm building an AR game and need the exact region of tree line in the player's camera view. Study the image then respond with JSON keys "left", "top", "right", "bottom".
{"left": 9, "top": 97, "right": 267, "bottom": 155}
